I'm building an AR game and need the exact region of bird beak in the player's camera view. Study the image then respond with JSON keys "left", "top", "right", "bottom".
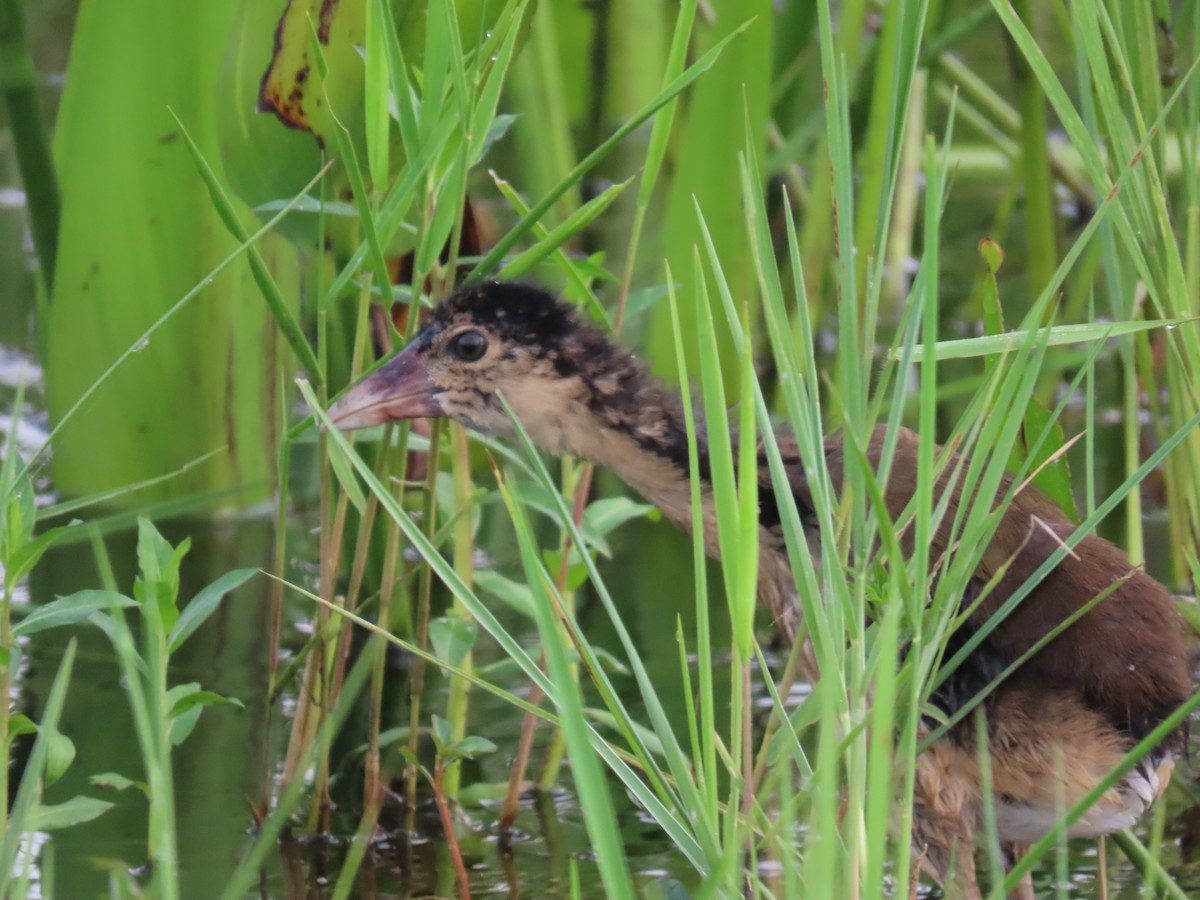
{"left": 326, "top": 343, "right": 443, "bottom": 431}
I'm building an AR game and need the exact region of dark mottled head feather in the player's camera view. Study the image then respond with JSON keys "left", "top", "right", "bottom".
{"left": 429, "top": 281, "right": 703, "bottom": 476}
{"left": 431, "top": 281, "right": 581, "bottom": 351}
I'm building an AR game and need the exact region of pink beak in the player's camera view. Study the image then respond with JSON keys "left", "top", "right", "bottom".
{"left": 326, "top": 343, "right": 442, "bottom": 430}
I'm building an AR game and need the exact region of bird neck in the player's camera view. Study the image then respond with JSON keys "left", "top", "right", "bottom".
{"left": 560, "top": 374, "right": 712, "bottom": 537}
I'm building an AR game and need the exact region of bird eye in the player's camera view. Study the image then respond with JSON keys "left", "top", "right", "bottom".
{"left": 450, "top": 330, "right": 488, "bottom": 362}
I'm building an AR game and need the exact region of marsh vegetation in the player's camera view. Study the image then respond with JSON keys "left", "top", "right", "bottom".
{"left": 2, "top": 1, "right": 1200, "bottom": 897}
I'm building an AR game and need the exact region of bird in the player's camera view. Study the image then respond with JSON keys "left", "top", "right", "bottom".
{"left": 327, "top": 280, "right": 1193, "bottom": 899}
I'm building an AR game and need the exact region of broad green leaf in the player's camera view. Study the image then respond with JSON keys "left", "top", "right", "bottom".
{"left": 7, "top": 715, "right": 37, "bottom": 739}
{"left": 215, "top": 0, "right": 325, "bottom": 245}
{"left": 168, "top": 568, "right": 258, "bottom": 652}
{"left": 581, "top": 497, "right": 657, "bottom": 544}
{"left": 364, "top": 0, "right": 391, "bottom": 189}
{"left": 619, "top": 282, "right": 673, "bottom": 324}
{"left": 648, "top": 1, "right": 772, "bottom": 383}
{"left": 173, "top": 113, "right": 324, "bottom": 385}
{"left": 1014, "top": 403, "right": 1076, "bottom": 520}
{"left": 453, "top": 736, "right": 497, "bottom": 758}
{"left": 473, "top": 570, "right": 534, "bottom": 617}
{"left": 47, "top": 0, "right": 300, "bottom": 505}
{"left": 429, "top": 616, "right": 477, "bottom": 668}
{"left": 439, "top": 734, "right": 498, "bottom": 763}
{"left": 165, "top": 683, "right": 207, "bottom": 747}
{"left": 33, "top": 796, "right": 114, "bottom": 832}
{"left": 541, "top": 550, "right": 588, "bottom": 592}
{"left": 258, "top": 0, "right": 368, "bottom": 153}
{"left": 349, "top": 726, "right": 410, "bottom": 757}
{"left": 13, "top": 590, "right": 136, "bottom": 637}
{"left": 44, "top": 729, "right": 75, "bottom": 786}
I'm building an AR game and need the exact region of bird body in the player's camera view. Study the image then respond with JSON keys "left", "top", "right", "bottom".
{"left": 329, "top": 282, "right": 1192, "bottom": 899}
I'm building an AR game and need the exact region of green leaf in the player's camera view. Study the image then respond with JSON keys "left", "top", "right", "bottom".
{"left": 90, "top": 772, "right": 150, "bottom": 797}
{"left": 165, "top": 682, "right": 205, "bottom": 747}
{"left": 619, "top": 282, "right": 673, "bottom": 323}
{"left": 45, "top": 0, "right": 302, "bottom": 507}
{"left": 13, "top": 590, "right": 136, "bottom": 637}
{"left": 473, "top": 570, "right": 534, "bottom": 617}
{"left": 466, "top": 5, "right": 524, "bottom": 162}
{"left": 429, "top": 616, "right": 477, "bottom": 668}
{"left": 363, "top": 0, "right": 390, "bottom": 190}
{"left": 33, "top": 796, "right": 114, "bottom": 832}
{"left": 135, "top": 517, "right": 188, "bottom": 634}
{"left": 581, "top": 497, "right": 656, "bottom": 546}
{"left": 541, "top": 549, "right": 589, "bottom": 592}
{"left": 323, "top": 427, "right": 369, "bottom": 515}
{"left": 394, "top": 746, "right": 430, "bottom": 781}
{"left": 44, "top": 729, "right": 75, "bottom": 786}
{"left": 498, "top": 176, "right": 634, "bottom": 281}
{"left": 252, "top": 197, "right": 359, "bottom": 217}
{"left": 171, "top": 112, "right": 324, "bottom": 386}
{"left": 431, "top": 714, "right": 454, "bottom": 753}
{"left": 0, "top": 643, "right": 75, "bottom": 896}
{"left": 168, "top": 567, "right": 257, "bottom": 652}
{"left": 470, "top": 13, "right": 753, "bottom": 280}
{"left": 167, "top": 689, "right": 243, "bottom": 722}
{"left": 476, "top": 113, "right": 518, "bottom": 161}
{"left": 7, "top": 715, "right": 37, "bottom": 739}
{"left": 590, "top": 646, "right": 632, "bottom": 678}
{"left": 897, "top": 318, "right": 1192, "bottom": 362}
{"left": 1012, "top": 403, "right": 1077, "bottom": 521}
{"left": 348, "top": 726, "right": 412, "bottom": 758}
{"left": 441, "top": 735, "right": 497, "bottom": 763}
{"left": 0, "top": 472, "right": 36, "bottom": 567}
{"left": 4, "top": 522, "right": 79, "bottom": 592}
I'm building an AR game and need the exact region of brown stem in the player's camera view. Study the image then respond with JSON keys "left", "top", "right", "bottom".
{"left": 406, "top": 418, "right": 444, "bottom": 831}
{"left": 498, "top": 666, "right": 545, "bottom": 830}
{"left": 434, "top": 761, "right": 472, "bottom": 900}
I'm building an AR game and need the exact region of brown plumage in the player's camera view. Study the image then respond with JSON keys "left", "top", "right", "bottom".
{"left": 328, "top": 281, "right": 1193, "bottom": 899}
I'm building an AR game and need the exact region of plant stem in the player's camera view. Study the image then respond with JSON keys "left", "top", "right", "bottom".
{"left": 1008, "top": 0, "right": 1059, "bottom": 299}
{"left": 406, "top": 418, "right": 443, "bottom": 829}
{"left": 442, "top": 423, "right": 476, "bottom": 798}
{"left": 0, "top": 583, "right": 11, "bottom": 845}
{"left": 433, "top": 761, "right": 472, "bottom": 900}
{"left": 0, "top": 0, "right": 59, "bottom": 291}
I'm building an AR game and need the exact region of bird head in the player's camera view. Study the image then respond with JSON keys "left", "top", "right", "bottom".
{"left": 327, "top": 282, "right": 616, "bottom": 452}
